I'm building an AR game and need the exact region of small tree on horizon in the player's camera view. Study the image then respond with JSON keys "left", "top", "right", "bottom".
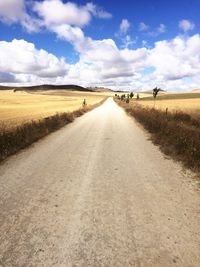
{"left": 153, "top": 87, "right": 161, "bottom": 99}
{"left": 130, "top": 92, "right": 134, "bottom": 99}
{"left": 120, "top": 94, "right": 126, "bottom": 101}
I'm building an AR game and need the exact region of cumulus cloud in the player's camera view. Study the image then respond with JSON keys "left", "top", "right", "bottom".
{"left": 179, "top": 19, "right": 195, "bottom": 32}
{"left": 70, "top": 34, "right": 200, "bottom": 90}
{"left": 64, "top": 38, "right": 148, "bottom": 87}
{"left": 0, "top": 1, "right": 199, "bottom": 91}
{"left": 52, "top": 24, "right": 85, "bottom": 46}
{"left": 33, "top": 0, "right": 111, "bottom": 28}
{"left": 119, "top": 19, "right": 130, "bottom": 34}
{"left": 148, "top": 35, "right": 200, "bottom": 80}
{"left": 0, "top": 0, "right": 40, "bottom": 32}
{"left": 0, "top": 0, "right": 25, "bottom": 23}
{"left": 0, "top": 0, "right": 112, "bottom": 33}
{"left": 0, "top": 39, "right": 69, "bottom": 82}
{"left": 141, "top": 34, "right": 200, "bottom": 91}
{"left": 2, "top": 34, "right": 200, "bottom": 91}
{"left": 34, "top": 0, "right": 91, "bottom": 28}
{"left": 31, "top": 1, "right": 112, "bottom": 53}
{"left": 50, "top": 35, "right": 148, "bottom": 88}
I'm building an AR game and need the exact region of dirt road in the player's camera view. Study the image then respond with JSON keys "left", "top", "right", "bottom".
{"left": 0, "top": 98, "right": 199, "bottom": 267}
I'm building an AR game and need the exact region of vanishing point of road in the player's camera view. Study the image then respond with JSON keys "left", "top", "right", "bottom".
{"left": 0, "top": 98, "right": 200, "bottom": 267}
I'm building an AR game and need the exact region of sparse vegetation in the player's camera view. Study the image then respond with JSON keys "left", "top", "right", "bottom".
{"left": 120, "top": 94, "right": 126, "bottom": 101}
{"left": 153, "top": 87, "right": 161, "bottom": 98}
{"left": 0, "top": 90, "right": 107, "bottom": 130}
{"left": 115, "top": 99, "right": 200, "bottom": 171}
{"left": 126, "top": 97, "right": 130, "bottom": 103}
{"left": 82, "top": 98, "right": 87, "bottom": 107}
{"left": 0, "top": 99, "right": 106, "bottom": 162}
{"left": 136, "top": 98, "right": 200, "bottom": 119}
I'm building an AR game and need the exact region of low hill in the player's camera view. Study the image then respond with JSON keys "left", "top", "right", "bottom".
{"left": 0, "top": 84, "right": 92, "bottom": 92}
{"left": 192, "top": 89, "right": 200, "bottom": 93}
{"left": 87, "top": 87, "right": 113, "bottom": 92}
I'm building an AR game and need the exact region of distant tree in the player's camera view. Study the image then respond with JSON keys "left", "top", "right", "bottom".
{"left": 130, "top": 92, "right": 134, "bottom": 99}
{"left": 120, "top": 94, "right": 126, "bottom": 101}
{"left": 115, "top": 93, "right": 117, "bottom": 97}
{"left": 153, "top": 87, "right": 161, "bottom": 99}
{"left": 82, "top": 99, "right": 87, "bottom": 107}
{"left": 137, "top": 93, "right": 140, "bottom": 100}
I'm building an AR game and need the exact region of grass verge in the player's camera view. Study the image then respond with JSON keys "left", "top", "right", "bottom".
{"left": 0, "top": 99, "right": 107, "bottom": 162}
{"left": 116, "top": 99, "right": 200, "bottom": 172}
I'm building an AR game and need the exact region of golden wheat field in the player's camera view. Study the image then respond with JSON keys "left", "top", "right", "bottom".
{"left": 138, "top": 98, "right": 200, "bottom": 112}
{"left": 136, "top": 93, "right": 200, "bottom": 118}
{"left": 0, "top": 90, "right": 108, "bottom": 129}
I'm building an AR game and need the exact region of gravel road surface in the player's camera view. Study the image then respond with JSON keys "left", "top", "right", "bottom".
{"left": 0, "top": 98, "right": 200, "bottom": 267}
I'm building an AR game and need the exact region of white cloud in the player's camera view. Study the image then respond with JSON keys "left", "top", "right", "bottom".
{"left": 0, "top": 0, "right": 111, "bottom": 33}
{"left": 31, "top": 1, "right": 112, "bottom": 50}
{"left": 139, "top": 22, "right": 149, "bottom": 31}
{"left": 121, "top": 35, "right": 136, "bottom": 49}
{"left": 148, "top": 23, "right": 166, "bottom": 36}
{"left": 147, "top": 34, "right": 200, "bottom": 88}
{"left": 0, "top": 0, "right": 25, "bottom": 23}
{"left": 33, "top": 0, "right": 111, "bottom": 28}
{"left": 21, "top": 15, "right": 42, "bottom": 33}
{"left": 0, "top": 0, "right": 40, "bottom": 32}
{"left": 157, "top": 23, "right": 166, "bottom": 33}
{"left": 0, "top": 39, "right": 69, "bottom": 82}
{"left": 2, "top": 35, "right": 200, "bottom": 91}
{"left": 119, "top": 19, "right": 130, "bottom": 34}
{"left": 65, "top": 38, "right": 148, "bottom": 86}
{"left": 179, "top": 19, "right": 195, "bottom": 32}
{"left": 52, "top": 24, "right": 85, "bottom": 46}
{"left": 34, "top": 0, "right": 91, "bottom": 28}
{"left": 0, "top": 2, "right": 199, "bottom": 91}
{"left": 71, "top": 34, "right": 200, "bottom": 91}
{"left": 94, "top": 9, "right": 112, "bottom": 19}
{"left": 85, "top": 3, "right": 112, "bottom": 19}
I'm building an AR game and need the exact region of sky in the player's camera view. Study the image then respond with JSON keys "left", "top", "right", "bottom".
{"left": 0, "top": 0, "right": 200, "bottom": 91}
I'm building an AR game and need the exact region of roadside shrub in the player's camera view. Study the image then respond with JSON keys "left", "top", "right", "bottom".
{"left": 116, "top": 100, "right": 200, "bottom": 171}
{"left": 0, "top": 98, "right": 106, "bottom": 161}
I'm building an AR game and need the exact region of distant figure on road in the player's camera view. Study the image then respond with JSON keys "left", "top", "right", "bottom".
{"left": 82, "top": 99, "right": 87, "bottom": 107}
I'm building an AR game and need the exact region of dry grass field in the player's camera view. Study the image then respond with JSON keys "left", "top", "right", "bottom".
{"left": 116, "top": 90, "right": 200, "bottom": 171}
{"left": 0, "top": 90, "right": 109, "bottom": 130}
{"left": 116, "top": 96, "right": 200, "bottom": 171}
{"left": 135, "top": 92, "right": 200, "bottom": 118}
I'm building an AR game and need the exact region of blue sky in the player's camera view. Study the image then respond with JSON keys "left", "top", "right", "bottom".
{"left": 0, "top": 0, "right": 200, "bottom": 91}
